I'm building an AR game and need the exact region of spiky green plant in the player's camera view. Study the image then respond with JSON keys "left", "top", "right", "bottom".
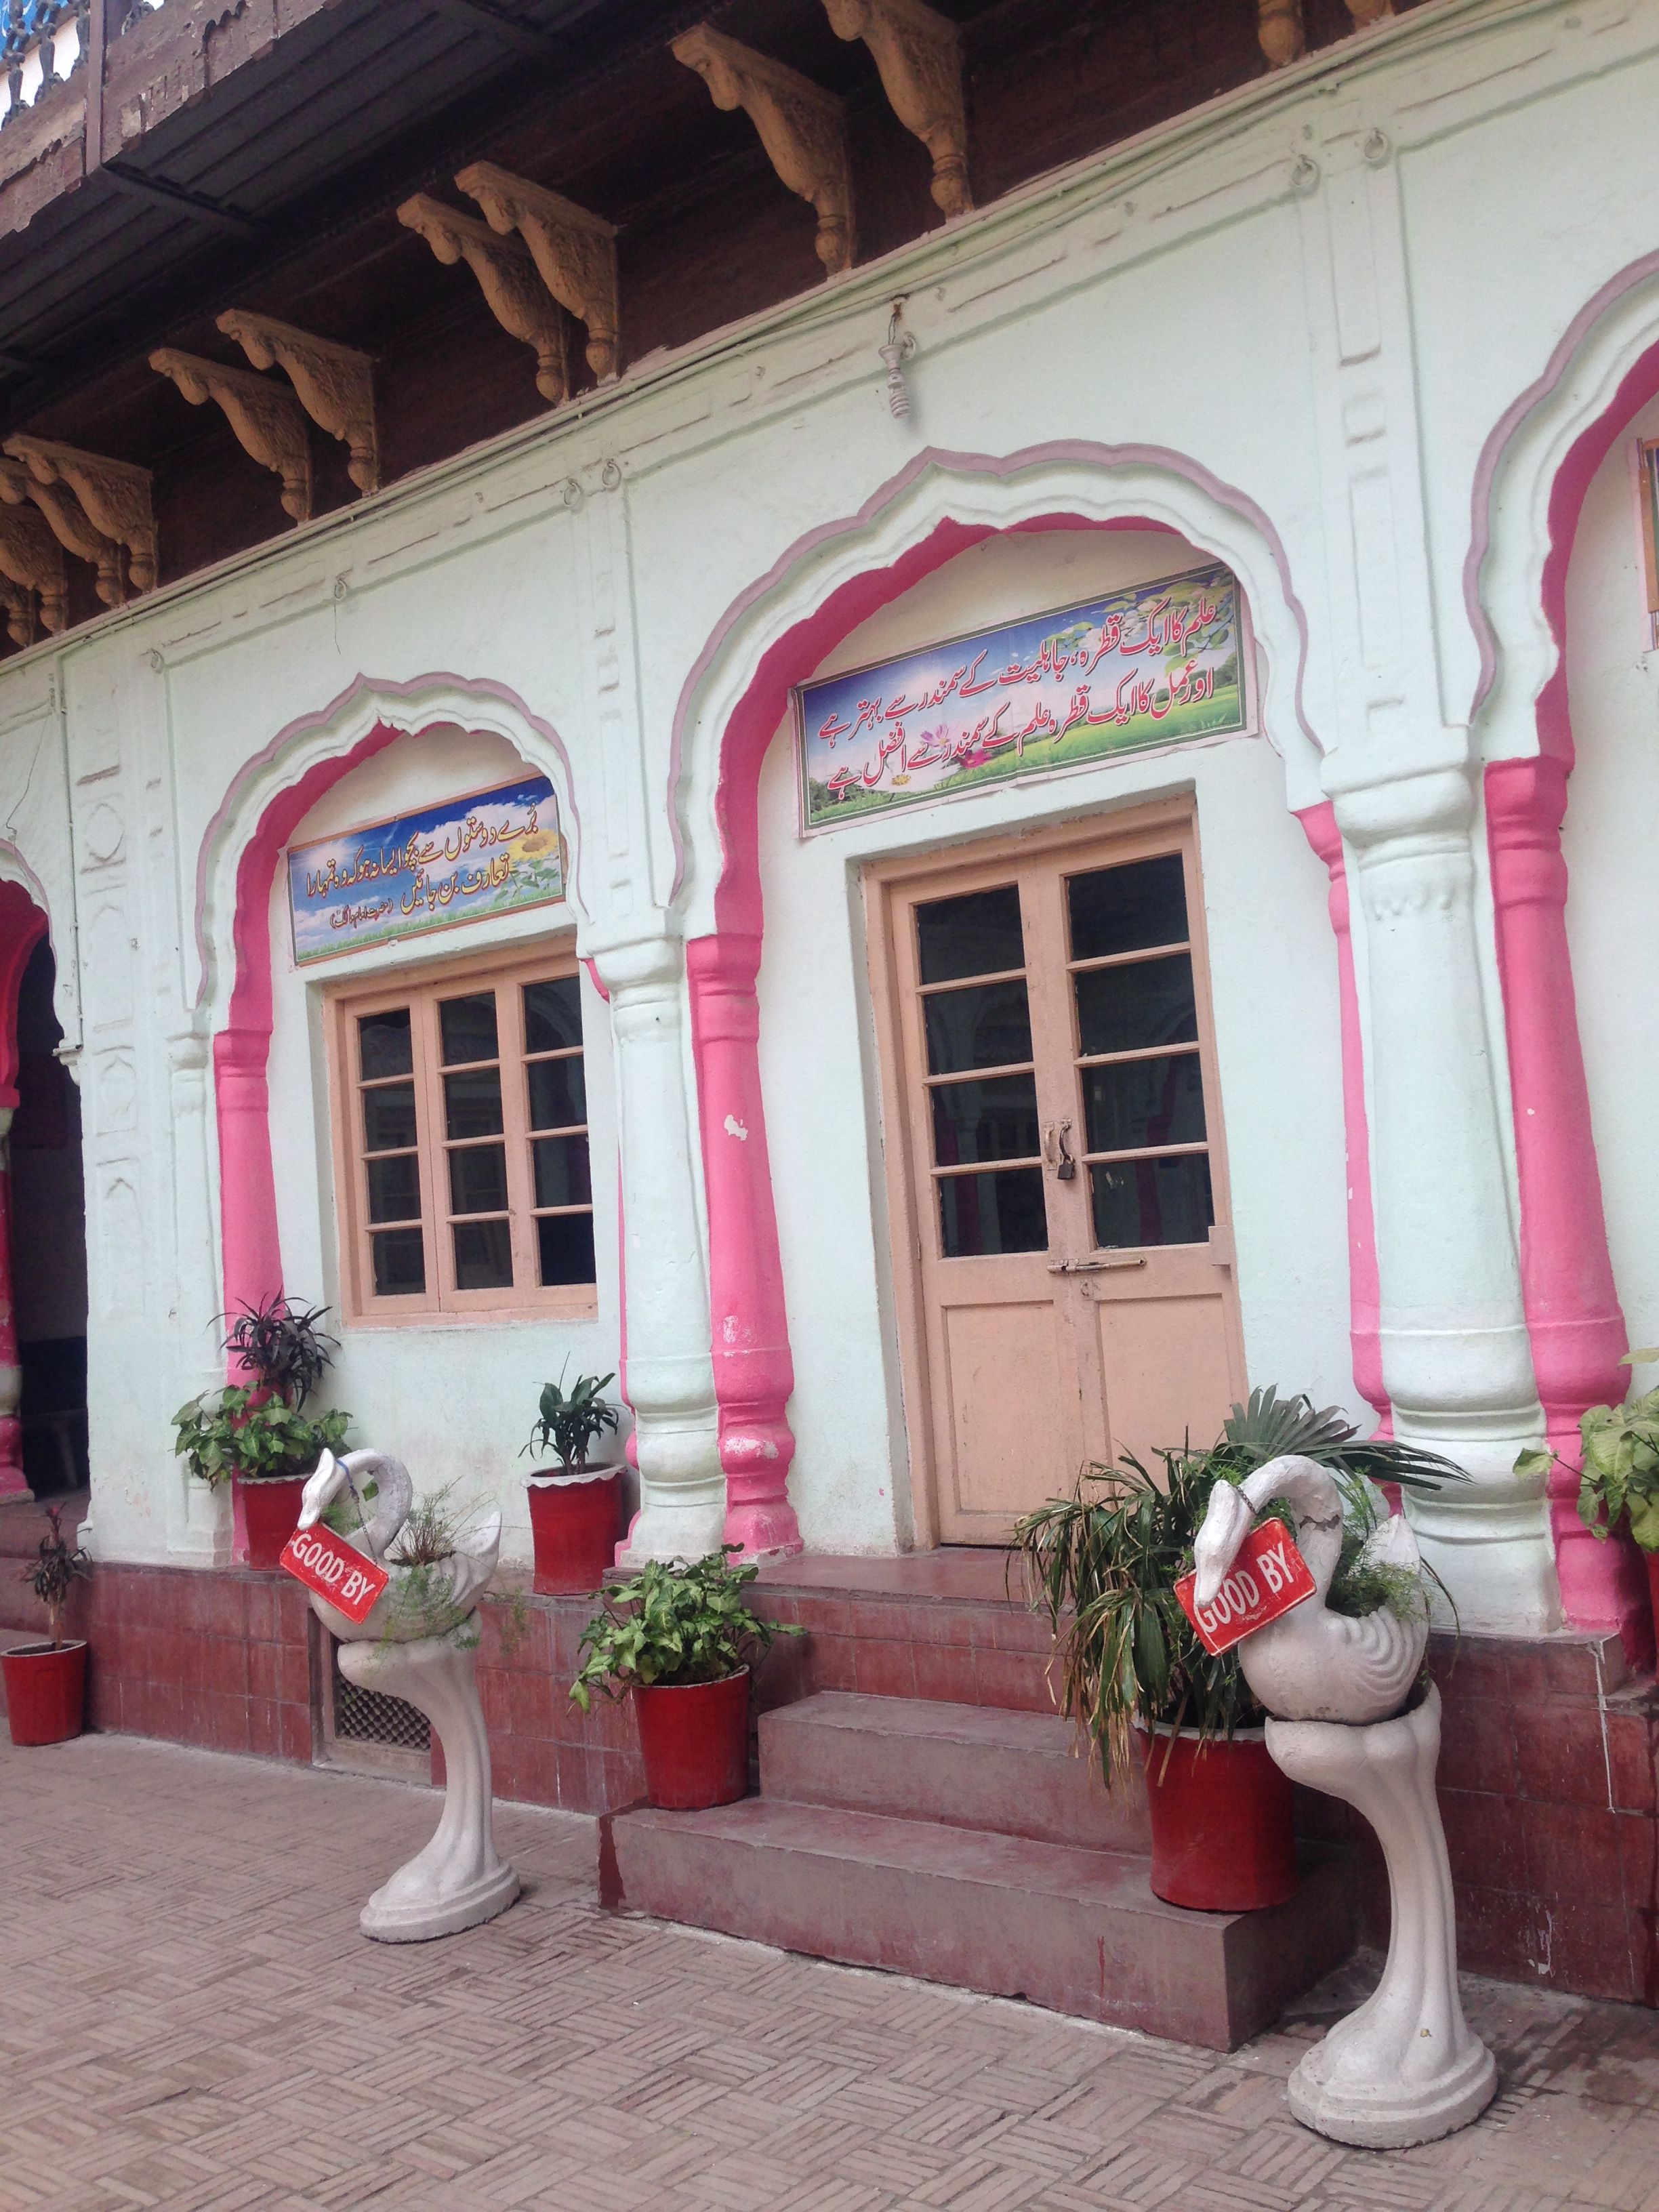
{"left": 522, "top": 1370, "right": 619, "bottom": 1475}
{"left": 1013, "top": 1388, "right": 1467, "bottom": 1787}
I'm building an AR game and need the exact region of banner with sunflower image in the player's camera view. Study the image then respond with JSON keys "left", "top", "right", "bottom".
{"left": 286, "top": 774, "right": 565, "bottom": 964}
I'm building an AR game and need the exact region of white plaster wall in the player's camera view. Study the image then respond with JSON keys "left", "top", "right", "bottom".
{"left": 758, "top": 531, "right": 1353, "bottom": 1553}
{"left": 0, "top": 0, "right": 1653, "bottom": 1563}
{"left": 1561, "top": 393, "right": 1659, "bottom": 1384}
{"left": 266, "top": 723, "right": 621, "bottom": 1567}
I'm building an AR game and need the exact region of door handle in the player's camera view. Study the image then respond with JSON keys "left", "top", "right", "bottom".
{"left": 1043, "top": 1120, "right": 1077, "bottom": 1181}
{"left": 1047, "top": 1254, "right": 1147, "bottom": 1274}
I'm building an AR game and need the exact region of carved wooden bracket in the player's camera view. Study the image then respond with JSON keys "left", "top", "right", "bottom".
{"left": 1346, "top": 0, "right": 1393, "bottom": 22}
{"left": 672, "top": 25, "right": 855, "bottom": 276}
{"left": 0, "top": 448, "right": 128, "bottom": 609}
{"left": 2, "top": 436, "right": 157, "bottom": 600}
{"left": 217, "top": 311, "right": 379, "bottom": 495}
{"left": 397, "top": 193, "right": 569, "bottom": 404}
{"left": 150, "top": 349, "right": 314, "bottom": 523}
{"left": 1258, "top": 0, "right": 1305, "bottom": 65}
{"left": 0, "top": 578, "right": 33, "bottom": 653}
{"left": 822, "top": 0, "right": 969, "bottom": 218}
{"left": 0, "top": 491, "right": 67, "bottom": 637}
{"left": 455, "top": 164, "right": 620, "bottom": 384}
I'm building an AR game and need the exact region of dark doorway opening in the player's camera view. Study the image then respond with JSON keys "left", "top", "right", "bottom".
{"left": 11, "top": 939, "right": 87, "bottom": 1498}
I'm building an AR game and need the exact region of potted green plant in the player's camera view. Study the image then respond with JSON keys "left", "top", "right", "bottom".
{"left": 520, "top": 1370, "right": 623, "bottom": 1594}
{"left": 172, "top": 1296, "right": 352, "bottom": 1570}
{"left": 569, "top": 1546, "right": 799, "bottom": 1808}
{"left": 3, "top": 1504, "right": 91, "bottom": 1746}
{"left": 1015, "top": 1387, "right": 1462, "bottom": 1912}
{"left": 1517, "top": 1350, "right": 1659, "bottom": 1646}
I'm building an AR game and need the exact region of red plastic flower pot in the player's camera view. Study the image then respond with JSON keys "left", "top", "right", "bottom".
{"left": 633, "top": 1668, "right": 751, "bottom": 1809}
{"left": 235, "top": 1474, "right": 310, "bottom": 1572}
{"left": 3, "top": 1640, "right": 87, "bottom": 1747}
{"left": 1647, "top": 1549, "right": 1659, "bottom": 1655}
{"left": 527, "top": 1468, "right": 622, "bottom": 1594}
{"left": 1134, "top": 1722, "right": 1297, "bottom": 1911}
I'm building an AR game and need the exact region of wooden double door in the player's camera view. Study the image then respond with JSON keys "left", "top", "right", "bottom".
{"left": 871, "top": 809, "right": 1246, "bottom": 1543}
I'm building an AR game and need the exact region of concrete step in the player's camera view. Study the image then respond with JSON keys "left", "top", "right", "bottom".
{"left": 600, "top": 1796, "right": 1353, "bottom": 2051}
{"left": 760, "top": 1691, "right": 1149, "bottom": 1853}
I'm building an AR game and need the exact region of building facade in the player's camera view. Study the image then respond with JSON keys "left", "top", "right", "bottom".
{"left": 1, "top": 0, "right": 1657, "bottom": 2011}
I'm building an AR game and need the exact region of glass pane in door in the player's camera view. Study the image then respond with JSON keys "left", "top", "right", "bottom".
{"left": 1067, "top": 856, "right": 1214, "bottom": 1250}
{"left": 914, "top": 884, "right": 1048, "bottom": 1259}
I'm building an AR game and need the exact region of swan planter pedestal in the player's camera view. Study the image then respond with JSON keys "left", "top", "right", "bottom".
{"left": 293, "top": 1449, "right": 519, "bottom": 1944}
{"left": 1192, "top": 1455, "right": 1496, "bottom": 2150}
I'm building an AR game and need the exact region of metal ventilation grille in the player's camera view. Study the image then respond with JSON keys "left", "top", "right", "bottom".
{"left": 329, "top": 1642, "right": 430, "bottom": 1753}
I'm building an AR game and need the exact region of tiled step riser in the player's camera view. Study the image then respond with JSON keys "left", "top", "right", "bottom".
{"left": 753, "top": 1588, "right": 1057, "bottom": 1717}
{"left": 602, "top": 1807, "right": 1355, "bottom": 2052}
{"left": 759, "top": 1694, "right": 1149, "bottom": 1854}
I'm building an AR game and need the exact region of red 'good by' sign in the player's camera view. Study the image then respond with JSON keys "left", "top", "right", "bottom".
{"left": 1174, "top": 1520, "right": 1316, "bottom": 1656}
{"left": 280, "top": 1521, "right": 389, "bottom": 1625}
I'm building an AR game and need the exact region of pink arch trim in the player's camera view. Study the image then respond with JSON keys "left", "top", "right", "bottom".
{"left": 1466, "top": 281, "right": 1659, "bottom": 1644}
{"left": 673, "top": 444, "right": 1322, "bottom": 1554}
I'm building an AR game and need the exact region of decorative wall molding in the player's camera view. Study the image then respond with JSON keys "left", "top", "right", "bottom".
{"left": 672, "top": 24, "right": 855, "bottom": 277}
{"left": 2, "top": 435, "right": 157, "bottom": 596}
{"left": 0, "top": 449, "right": 125, "bottom": 609}
{"left": 397, "top": 192, "right": 569, "bottom": 404}
{"left": 216, "top": 310, "right": 380, "bottom": 495}
{"left": 455, "top": 163, "right": 620, "bottom": 384}
{"left": 1258, "top": 0, "right": 1305, "bottom": 66}
{"left": 0, "top": 493, "right": 67, "bottom": 634}
{"left": 149, "top": 348, "right": 314, "bottom": 523}
{"left": 822, "top": 0, "right": 969, "bottom": 218}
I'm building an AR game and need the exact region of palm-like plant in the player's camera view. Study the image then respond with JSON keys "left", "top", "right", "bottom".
{"left": 1013, "top": 1388, "right": 1467, "bottom": 1786}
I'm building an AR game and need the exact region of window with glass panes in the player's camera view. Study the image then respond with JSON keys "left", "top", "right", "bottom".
{"left": 327, "top": 950, "right": 596, "bottom": 1318}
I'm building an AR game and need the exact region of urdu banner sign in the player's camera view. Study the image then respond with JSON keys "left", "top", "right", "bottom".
{"left": 287, "top": 774, "right": 564, "bottom": 965}
{"left": 796, "top": 561, "right": 1250, "bottom": 832}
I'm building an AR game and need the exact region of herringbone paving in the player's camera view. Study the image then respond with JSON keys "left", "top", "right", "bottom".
{"left": 1, "top": 1736, "right": 1654, "bottom": 2212}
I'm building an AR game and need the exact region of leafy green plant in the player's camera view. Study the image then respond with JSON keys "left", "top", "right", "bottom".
{"left": 20, "top": 1504, "right": 90, "bottom": 1650}
{"left": 174, "top": 1293, "right": 350, "bottom": 1486}
{"left": 376, "top": 1486, "right": 482, "bottom": 1646}
{"left": 171, "top": 1389, "right": 350, "bottom": 1488}
{"left": 522, "top": 1370, "right": 620, "bottom": 1475}
{"left": 1014, "top": 1388, "right": 1464, "bottom": 1785}
{"left": 569, "top": 1545, "right": 800, "bottom": 1711}
{"left": 221, "top": 1295, "right": 337, "bottom": 1407}
{"left": 1516, "top": 1350, "right": 1659, "bottom": 1553}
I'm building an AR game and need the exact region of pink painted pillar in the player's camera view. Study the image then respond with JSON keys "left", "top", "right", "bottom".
{"left": 686, "top": 930, "right": 802, "bottom": 1559}
{"left": 1296, "top": 803, "right": 1391, "bottom": 1437}
{"left": 1484, "top": 754, "right": 1647, "bottom": 1637}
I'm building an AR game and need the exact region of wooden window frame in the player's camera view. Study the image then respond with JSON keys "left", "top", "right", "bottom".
{"left": 324, "top": 940, "right": 596, "bottom": 1326}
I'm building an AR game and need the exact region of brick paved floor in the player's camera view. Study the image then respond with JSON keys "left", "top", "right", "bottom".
{"left": 1, "top": 1736, "right": 1656, "bottom": 2212}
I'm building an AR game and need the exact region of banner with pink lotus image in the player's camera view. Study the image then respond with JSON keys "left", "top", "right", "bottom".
{"left": 286, "top": 775, "right": 564, "bottom": 964}
{"left": 796, "top": 561, "right": 1250, "bottom": 831}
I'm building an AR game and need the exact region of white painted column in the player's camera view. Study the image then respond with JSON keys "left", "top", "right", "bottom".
{"left": 589, "top": 926, "right": 725, "bottom": 1563}
{"left": 165, "top": 1021, "right": 230, "bottom": 1564}
{"left": 1336, "top": 767, "right": 1554, "bottom": 1631}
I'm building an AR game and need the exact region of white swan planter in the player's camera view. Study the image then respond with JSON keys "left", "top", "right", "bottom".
{"left": 298, "top": 1448, "right": 519, "bottom": 1943}
{"left": 1193, "top": 1454, "right": 1495, "bottom": 2149}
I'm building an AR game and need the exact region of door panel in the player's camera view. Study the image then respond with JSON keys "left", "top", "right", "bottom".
{"left": 941, "top": 1296, "right": 1076, "bottom": 1523}
{"left": 1090, "top": 1281, "right": 1241, "bottom": 1472}
{"left": 873, "top": 810, "right": 1246, "bottom": 1542}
